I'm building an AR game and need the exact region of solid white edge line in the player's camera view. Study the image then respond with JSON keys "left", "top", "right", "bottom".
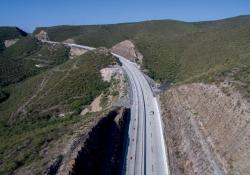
{"left": 154, "top": 97, "right": 170, "bottom": 175}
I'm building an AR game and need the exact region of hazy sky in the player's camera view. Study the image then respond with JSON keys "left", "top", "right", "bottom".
{"left": 1, "top": 0, "right": 250, "bottom": 32}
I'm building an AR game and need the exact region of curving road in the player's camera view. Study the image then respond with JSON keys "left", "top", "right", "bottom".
{"left": 43, "top": 40, "right": 169, "bottom": 175}
{"left": 113, "top": 54, "right": 169, "bottom": 175}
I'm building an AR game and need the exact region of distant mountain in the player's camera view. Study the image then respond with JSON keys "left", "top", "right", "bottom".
{"left": 34, "top": 15, "right": 250, "bottom": 83}
{"left": 0, "top": 27, "right": 28, "bottom": 53}
{"left": 0, "top": 27, "right": 27, "bottom": 42}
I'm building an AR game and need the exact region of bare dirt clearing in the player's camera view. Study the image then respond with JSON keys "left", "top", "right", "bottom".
{"left": 111, "top": 40, "right": 143, "bottom": 64}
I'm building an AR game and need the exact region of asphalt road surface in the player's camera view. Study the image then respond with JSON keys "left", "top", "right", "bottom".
{"left": 113, "top": 54, "right": 169, "bottom": 175}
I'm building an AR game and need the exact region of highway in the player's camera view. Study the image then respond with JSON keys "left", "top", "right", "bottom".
{"left": 113, "top": 54, "right": 169, "bottom": 175}
{"left": 41, "top": 40, "right": 96, "bottom": 51}
{"left": 44, "top": 40, "right": 170, "bottom": 175}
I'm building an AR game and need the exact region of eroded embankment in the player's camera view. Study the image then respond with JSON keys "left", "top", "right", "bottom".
{"left": 161, "top": 83, "right": 250, "bottom": 175}
{"left": 69, "top": 108, "right": 130, "bottom": 175}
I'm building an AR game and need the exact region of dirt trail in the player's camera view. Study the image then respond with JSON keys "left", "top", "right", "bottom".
{"left": 9, "top": 74, "right": 49, "bottom": 122}
{"left": 32, "top": 59, "right": 80, "bottom": 105}
{"left": 9, "top": 58, "right": 80, "bottom": 121}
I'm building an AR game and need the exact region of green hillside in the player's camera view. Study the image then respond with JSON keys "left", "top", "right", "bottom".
{"left": 34, "top": 15, "right": 250, "bottom": 84}
{"left": 34, "top": 20, "right": 197, "bottom": 48}
{"left": 0, "top": 48, "right": 114, "bottom": 174}
{"left": 0, "top": 27, "right": 27, "bottom": 53}
{"left": 0, "top": 36, "right": 69, "bottom": 86}
{"left": 0, "top": 26, "right": 116, "bottom": 175}
{"left": 0, "top": 27, "right": 27, "bottom": 42}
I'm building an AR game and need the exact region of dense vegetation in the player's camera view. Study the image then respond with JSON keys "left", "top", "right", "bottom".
{"left": 0, "top": 27, "right": 115, "bottom": 175}
{"left": 0, "top": 36, "right": 69, "bottom": 86}
{"left": 0, "top": 48, "right": 114, "bottom": 174}
{"left": 0, "top": 88, "right": 9, "bottom": 103}
{"left": 0, "top": 27, "right": 27, "bottom": 42}
{"left": 34, "top": 15, "right": 250, "bottom": 84}
{"left": 34, "top": 20, "right": 196, "bottom": 48}
{"left": 0, "top": 27, "right": 27, "bottom": 53}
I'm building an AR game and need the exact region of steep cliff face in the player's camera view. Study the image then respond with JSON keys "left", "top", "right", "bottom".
{"left": 69, "top": 108, "right": 130, "bottom": 175}
{"left": 161, "top": 83, "right": 250, "bottom": 175}
{"left": 111, "top": 40, "right": 143, "bottom": 64}
{"left": 35, "top": 30, "right": 50, "bottom": 41}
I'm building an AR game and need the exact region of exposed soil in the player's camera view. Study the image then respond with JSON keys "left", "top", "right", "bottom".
{"left": 69, "top": 47, "right": 88, "bottom": 59}
{"left": 4, "top": 38, "right": 19, "bottom": 47}
{"left": 99, "top": 64, "right": 128, "bottom": 109}
{"left": 161, "top": 83, "right": 250, "bottom": 175}
{"left": 35, "top": 30, "right": 49, "bottom": 41}
{"left": 63, "top": 39, "right": 75, "bottom": 44}
{"left": 90, "top": 94, "right": 102, "bottom": 112}
{"left": 100, "top": 66, "right": 120, "bottom": 82}
{"left": 111, "top": 40, "right": 143, "bottom": 64}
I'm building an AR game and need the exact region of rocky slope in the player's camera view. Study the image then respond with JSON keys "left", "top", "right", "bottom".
{"left": 161, "top": 83, "right": 250, "bottom": 175}
{"left": 68, "top": 107, "right": 130, "bottom": 175}
{"left": 4, "top": 38, "right": 19, "bottom": 48}
{"left": 35, "top": 30, "right": 49, "bottom": 41}
{"left": 111, "top": 40, "right": 143, "bottom": 64}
